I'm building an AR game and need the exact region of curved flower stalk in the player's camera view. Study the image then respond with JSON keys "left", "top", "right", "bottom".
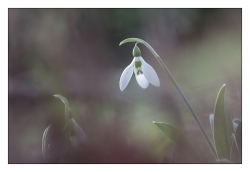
{"left": 119, "top": 38, "right": 217, "bottom": 158}
{"left": 119, "top": 45, "right": 160, "bottom": 91}
{"left": 54, "top": 94, "right": 71, "bottom": 156}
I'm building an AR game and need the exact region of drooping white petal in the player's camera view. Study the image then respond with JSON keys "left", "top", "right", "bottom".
{"left": 119, "top": 59, "right": 135, "bottom": 91}
{"left": 139, "top": 56, "right": 160, "bottom": 87}
{"left": 69, "top": 118, "right": 87, "bottom": 147}
{"left": 134, "top": 73, "right": 149, "bottom": 89}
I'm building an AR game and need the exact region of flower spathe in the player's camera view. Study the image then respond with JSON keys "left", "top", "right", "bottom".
{"left": 119, "top": 55, "right": 160, "bottom": 91}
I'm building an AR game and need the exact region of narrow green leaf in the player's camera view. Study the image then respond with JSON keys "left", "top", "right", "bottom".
{"left": 153, "top": 121, "right": 200, "bottom": 161}
{"left": 213, "top": 84, "right": 234, "bottom": 160}
{"left": 42, "top": 124, "right": 52, "bottom": 159}
{"left": 224, "top": 90, "right": 235, "bottom": 147}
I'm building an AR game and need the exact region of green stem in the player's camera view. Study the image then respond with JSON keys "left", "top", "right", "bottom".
{"left": 155, "top": 54, "right": 217, "bottom": 158}
{"left": 120, "top": 38, "right": 217, "bottom": 158}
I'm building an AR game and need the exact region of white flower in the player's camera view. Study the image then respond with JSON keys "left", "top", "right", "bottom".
{"left": 69, "top": 118, "right": 87, "bottom": 147}
{"left": 119, "top": 56, "right": 160, "bottom": 91}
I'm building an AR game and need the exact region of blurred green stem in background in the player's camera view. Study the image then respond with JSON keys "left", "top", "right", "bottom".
{"left": 54, "top": 94, "right": 71, "bottom": 161}
{"left": 120, "top": 38, "right": 217, "bottom": 158}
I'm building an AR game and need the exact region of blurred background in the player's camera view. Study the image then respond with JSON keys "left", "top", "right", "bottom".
{"left": 8, "top": 9, "right": 241, "bottom": 163}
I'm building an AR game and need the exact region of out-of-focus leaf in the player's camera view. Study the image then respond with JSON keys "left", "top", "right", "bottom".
{"left": 42, "top": 124, "right": 52, "bottom": 159}
{"left": 223, "top": 90, "right": 235, "bottom": 145}
{"left": 213, "top": 84, "right": 234, "bottom": 160}
{"left": 153, "top": 121, "right": 200, "bottom": 161}
{"left": 54, "top": 94, "right": 69, "bottom": 107}
{"left": 54, "top": 94, "right": 70, "bottom": 120}
{"left": 54, "top": 94, "right": 70, "bottom": 132}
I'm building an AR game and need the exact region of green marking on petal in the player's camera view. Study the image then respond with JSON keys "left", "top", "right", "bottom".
{"left": 134, "top": 61, "right": 142, "bottom": 68}
{"left": 137, "top": 70, "right": 143, "bottom": 75}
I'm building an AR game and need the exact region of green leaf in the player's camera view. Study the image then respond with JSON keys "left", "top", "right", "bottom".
{"left": 153, "top": 121, "right": 200, "bottom": 161}
{"left": 42, "top": 124, "right": 52, "bottom": 159}
{"left": 213, "top": 84, "right": 234, "bottom": 160}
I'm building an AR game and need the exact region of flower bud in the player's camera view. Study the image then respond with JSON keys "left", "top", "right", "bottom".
{"left": 133, "top": 46, "right": 141, "bottom": 57}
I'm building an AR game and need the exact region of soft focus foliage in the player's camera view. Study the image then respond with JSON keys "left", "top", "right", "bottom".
{"left": 213, "top": 85, "right": 234, "bottom": 160}
{"left": 209, "top": 85, "right": 240, "bottom": 163}
{"left": 9, "top": 9, "right": 241, "bottom": 163}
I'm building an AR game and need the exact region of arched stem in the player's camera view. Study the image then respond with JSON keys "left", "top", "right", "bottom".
{"left": 120, "top": 38, "right": 217, "bottom": 158}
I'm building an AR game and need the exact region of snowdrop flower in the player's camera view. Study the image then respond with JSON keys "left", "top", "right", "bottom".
{"left": 69, "top": 115, "right": 87, "bottom": 147}
{"left": 119, "top": 45, "right": 160, "bottom": 91}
